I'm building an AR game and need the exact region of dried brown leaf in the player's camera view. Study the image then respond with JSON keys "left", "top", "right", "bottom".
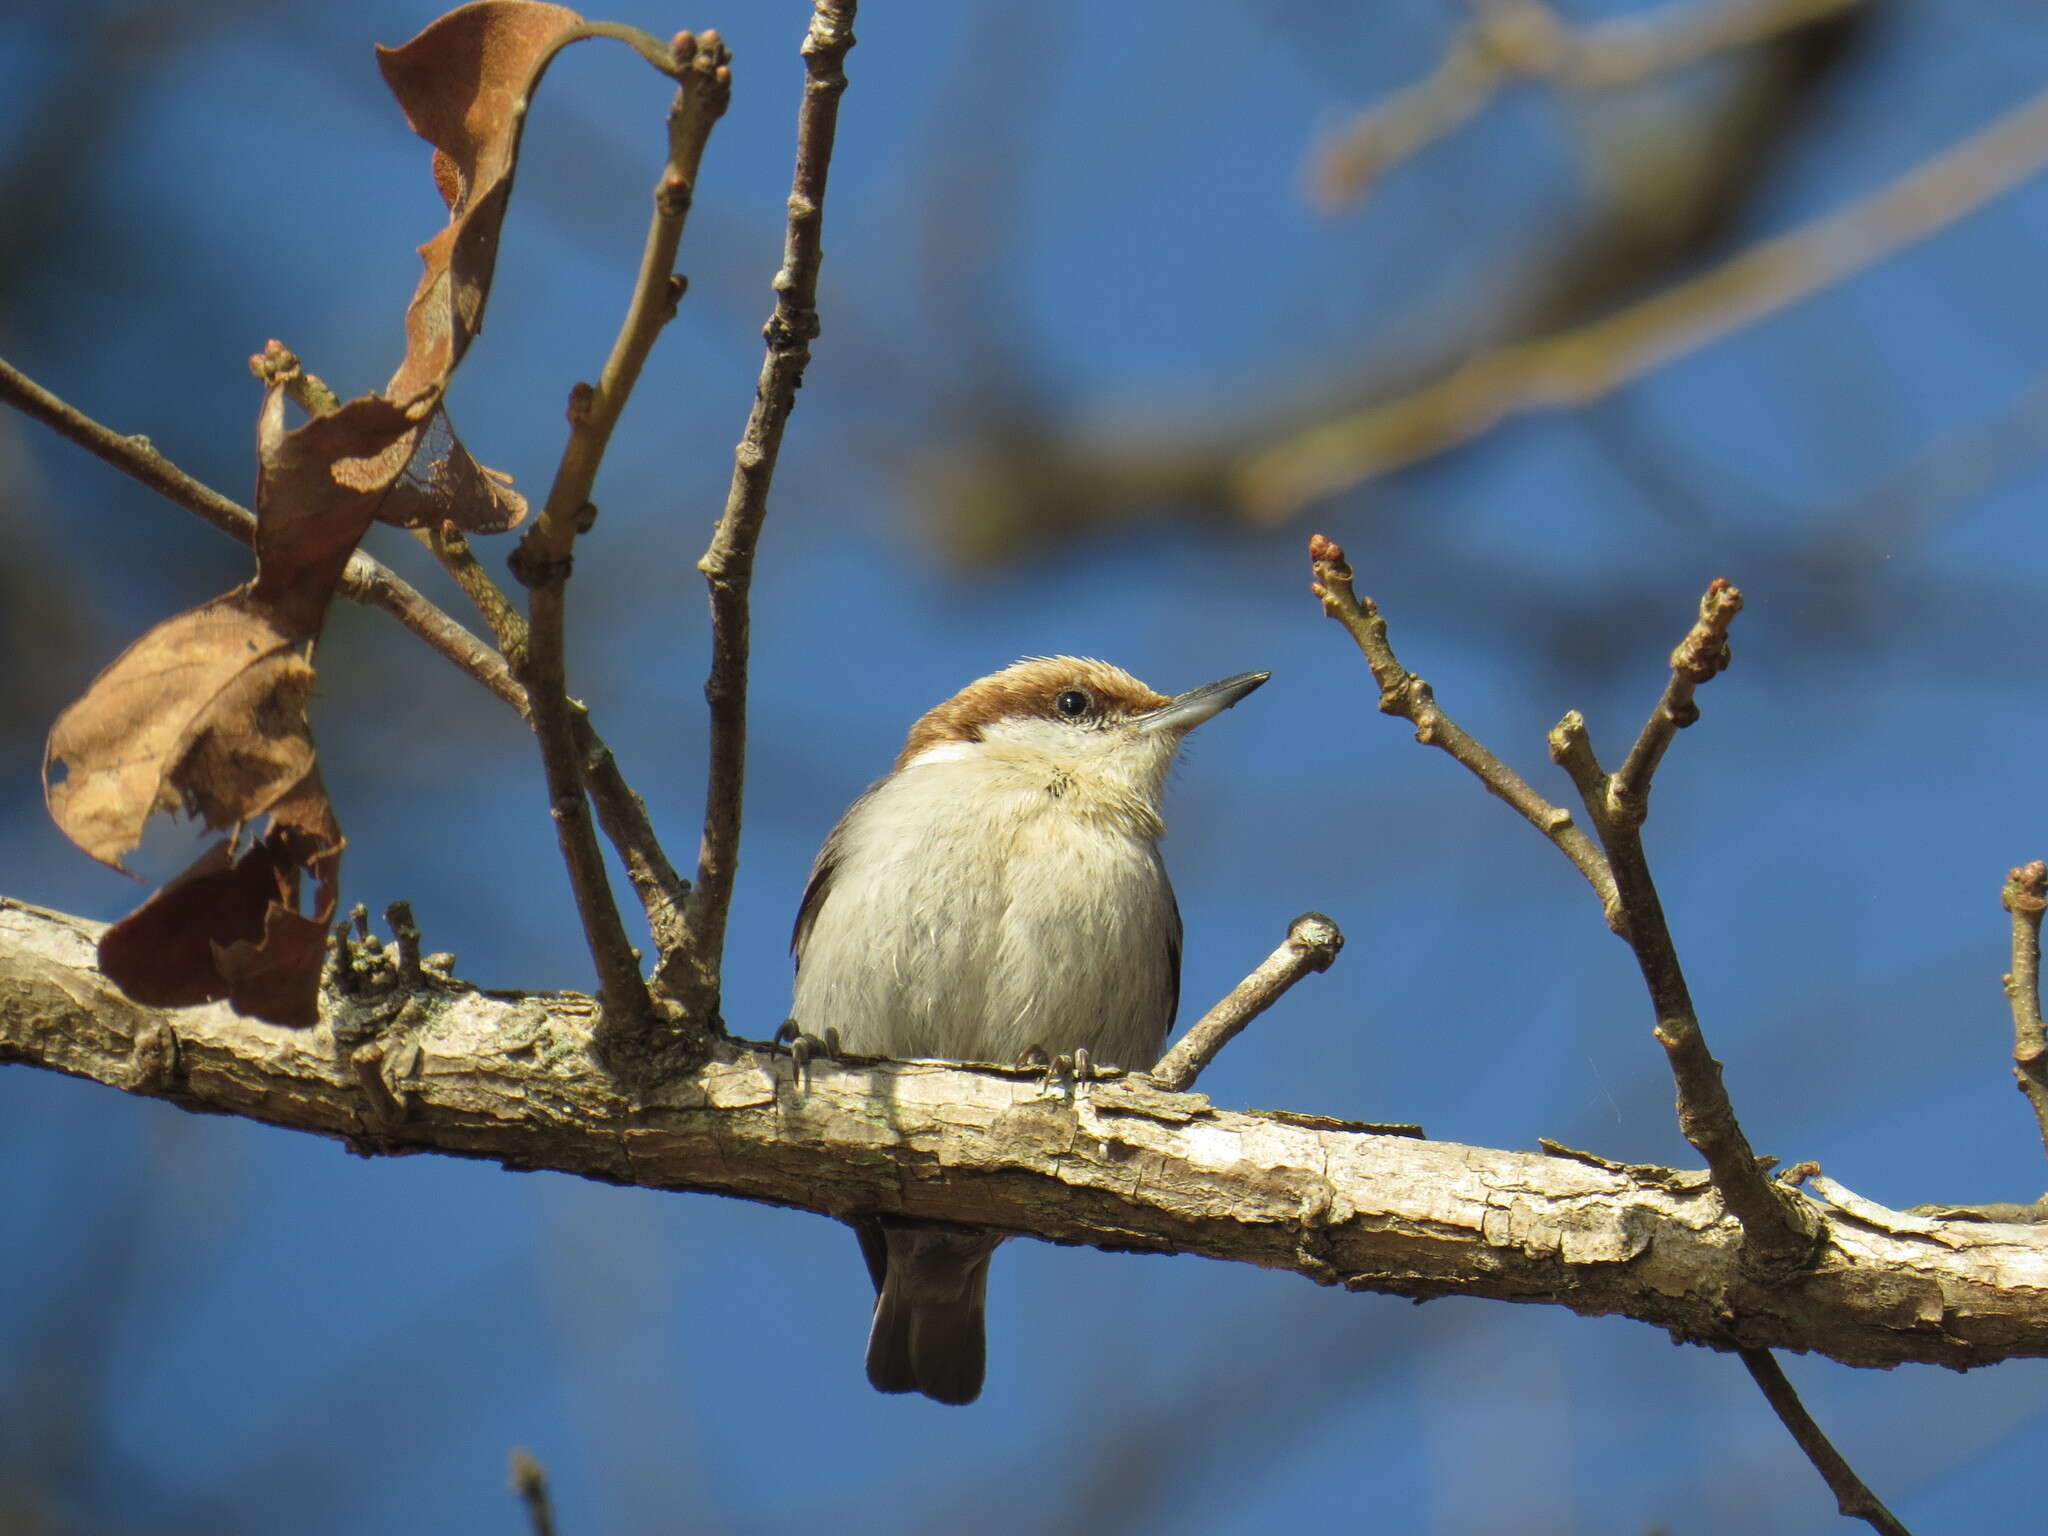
{"left": 45, "top": 591, "right": 316, "bottom": 870}
{"left": 98, "top": 773, "right": 342, "bottom": 1027}
{"left": 377, "top": 0, "right": 584, "bottom": 404}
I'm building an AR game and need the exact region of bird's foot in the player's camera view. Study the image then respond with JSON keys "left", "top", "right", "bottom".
{"left": 1016, "top": 1044, "right": 1115, "bottom": 1093}
{"left": 774, "top": 1018, "right": 841, "bottom": 1089}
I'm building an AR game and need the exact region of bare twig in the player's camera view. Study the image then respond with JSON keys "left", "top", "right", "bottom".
{"left": 0, "top": 352, "right": 531, "bottom": 713}
{"left": 1738, "top": 1349, "right": 1914, "bottom": 1536}
{"left": 1610, "top": 577, "right": 1742, "bottom": 825}
{"left": 508, "top": 1448, "right": 557, "bottom": 1536}
{"left": 1259, "top": 82, "right": 2048, "bottom": 514}
{"left": 665, "top": 0, "right": 858, "bottom": 1016}
{"left": 1150, "top": 913, "right": 1345, "bottom": 1093}
{"left": 2002, "top": 861, "right": 2048, "bottom": 1160}
{"left": 573, "top": 702, "right": 691, "bottom": 965}
{"left": 509, "top": 32, "right": 732, "bottom": 1051}
{"left": 1545, "top": 583, "right": 1819, "bottom": 1272}
{"left": 1308, "top": 533, "right": 1622, "bottom": 931}
{"left": 424, "top": 524, "right": 528, "bottom": 658}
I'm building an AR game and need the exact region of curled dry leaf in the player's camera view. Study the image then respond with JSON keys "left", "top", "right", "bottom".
{"left": 377, "top": 0, "right": 584, "bottom": 405}
{"left": 97, "top": 772, "right": 342, "bottom": 1028}
{"left": 45, "top": 590, "right": 317, "bottom": 870}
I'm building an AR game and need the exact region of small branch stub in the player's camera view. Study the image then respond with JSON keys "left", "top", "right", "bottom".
{"left": 2003, "top": 859, "right": 2048, "bottom": 1160}
{"left": 1150, "top": 912, "right": 1343, "bottom": 1093}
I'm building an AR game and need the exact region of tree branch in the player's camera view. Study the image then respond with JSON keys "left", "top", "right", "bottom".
{"left": 1739, "top": 1348, "right": 1914, "bottom": 1536}
{"left": 1308, "top": 533, "right": 1623, "bottom": 930}
{"left": 1257, "top": 81, "right": 2048, "bottom": 514}
{"left": 1545, "top": 582, "right": 1820, "bottom": 1273}
{"left": 8, "top": 895, "right": 2048, "bottom": 1375}
{"left": 2002, "top": 860, "right": 2048, "bottom": 1161}
{"left": 665, "top": 0, "right": 858, "bottom": 1017}
{"left": 1150, "top": 912, "right": 1344, "bottom": 1093}
{"left": 509, "top": 32, "right": 733, "bottom": 1055}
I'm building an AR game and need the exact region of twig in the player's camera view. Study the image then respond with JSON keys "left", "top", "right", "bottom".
{"left": 508, "top": 1448, "right": 557, "bottom": 1536}
{"left": 1546, "top": 583, "right": 1818, "bottom": 1272}
{"left": 1257, "top": 82, "right": 2048, "bottom": 514}
{"left": 1738, "top": 1349, "right": 1914, "bottom": 1536}
{"left": 2, "top": 351, "right": 696, "bottom": 964}
{"left": 573, "top": 702, "right": 691, "bottom": 965}
{"left": 1308, "top": 533, "right": 1622, "bottom": 931}
{"left": 1150, "top": 913, "right": 1344, "bottom": 1093}
{"left": 2002, "top": 860, "right": 2048, "bottom": 1161}
{"left": 665, "top": 0, "right": 858, "bottom": 1015}
{"left": 1311, "top": 0, "right": 1863, "bottom": 204}
{"left": 0, "top": 353, "right": 530, "bottom": 713}
{"left": 424, "top": 523, "right": 528, "bottom": 658}
{"left": 1610, "top": 577, "right": 1742, "bottom": 826}
{"left": 509, "top": 32, "right": 732, "bottom": 1051}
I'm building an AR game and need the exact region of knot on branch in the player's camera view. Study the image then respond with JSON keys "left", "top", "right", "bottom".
{"left": 764, "top": 306, "right": 822, "bottom": 351}
{"left": 507, "top": 541, "right": 572, "bottom": 590}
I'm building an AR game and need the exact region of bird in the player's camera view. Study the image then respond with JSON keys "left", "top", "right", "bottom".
{"left": 790, "top": 655, "right": 1269, "bottom": 1404}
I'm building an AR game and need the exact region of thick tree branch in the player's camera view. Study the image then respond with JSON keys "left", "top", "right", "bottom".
{"left": 6, "top": 897, "right": 2047, "bottom": 1375}
{"left": 666, "top": 0, "right": 857, "bottom": 1017}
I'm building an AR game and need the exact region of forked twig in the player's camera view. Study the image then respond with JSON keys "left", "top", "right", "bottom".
{"left": 509, "top": 31, "right": 732, "bottom": 1051}
{"left": 1309, "top": 534, "right": 1621, "bottom": 930}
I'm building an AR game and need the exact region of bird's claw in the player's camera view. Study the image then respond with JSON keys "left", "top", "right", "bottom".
{"left": 1018, "top": 1044, "right": 1114, "bottom": 1092}
{"left": 775, "top": 1018, "right": 841, "bottom": 1089}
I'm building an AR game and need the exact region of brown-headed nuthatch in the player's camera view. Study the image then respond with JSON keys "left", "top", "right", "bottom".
{"left": 791, "top": 656, "right": 1269, "bottom": 1404}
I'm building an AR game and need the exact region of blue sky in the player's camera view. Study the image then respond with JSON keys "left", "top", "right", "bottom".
{"left": 6, "top": 1, "right": 2048, "bottom": 1530}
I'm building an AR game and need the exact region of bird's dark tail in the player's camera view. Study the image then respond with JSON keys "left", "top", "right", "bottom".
{"left": 855, "top": 1220, "right": 1002, "bottom": 1406}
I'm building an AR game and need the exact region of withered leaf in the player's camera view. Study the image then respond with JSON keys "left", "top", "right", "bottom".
{"left": 99, "top": 787, "right": 341, "bottom": 1029}
{"left": 46, "top": 591, "right": 316, "bottom": 870}
{"left": 377, "top": 0, "right": 584, "bottom": 405}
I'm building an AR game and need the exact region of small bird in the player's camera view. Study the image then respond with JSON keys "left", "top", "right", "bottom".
{"left": 791, "top": 655, "right": 1269, "bottom": 1404}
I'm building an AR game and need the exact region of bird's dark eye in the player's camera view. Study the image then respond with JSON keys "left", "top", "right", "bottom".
{"left": 1054, "top": 688, "right": 1092, "bottom": 719}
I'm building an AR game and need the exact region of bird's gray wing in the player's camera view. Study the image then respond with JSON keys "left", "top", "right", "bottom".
{"left": 791, "top": 781, "right": 881, "bottom": 968}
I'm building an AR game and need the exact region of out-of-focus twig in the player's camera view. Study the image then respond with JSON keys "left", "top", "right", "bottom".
{"left": 1312, "top": 0, "right": 1863, "bottom": 205}
{"left": 1739, "top": 1349, "right": 1914, "bottom": 1536}
{"left": 1308, "top": 533, "right": 1622, "bottom": 929}
{"left": 1258, "top": 83, "right": 2048, "bottom": 515}
{"left": 664, "top": 0, "right": 858, "bottom": 1017}
{"left": 510, "top": 31, "right": 731, "bottom": 1054}
{"left": 1150, "top": 913, "right": 1344, "bottom": 1093}
{"left": 509, "top": 1448, "right": 557, "bottom": 1536}
{"left": 2002, "top": 860, "right": 2048, "bottom": 1161}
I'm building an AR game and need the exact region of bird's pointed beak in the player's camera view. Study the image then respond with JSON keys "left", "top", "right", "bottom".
{"left": 1135, "top": 670, "right": 1270, "bottom": 734}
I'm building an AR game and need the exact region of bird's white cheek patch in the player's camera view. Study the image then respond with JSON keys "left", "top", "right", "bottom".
{"left": 899, "top": 740, "right": 979, "bottom": 769}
